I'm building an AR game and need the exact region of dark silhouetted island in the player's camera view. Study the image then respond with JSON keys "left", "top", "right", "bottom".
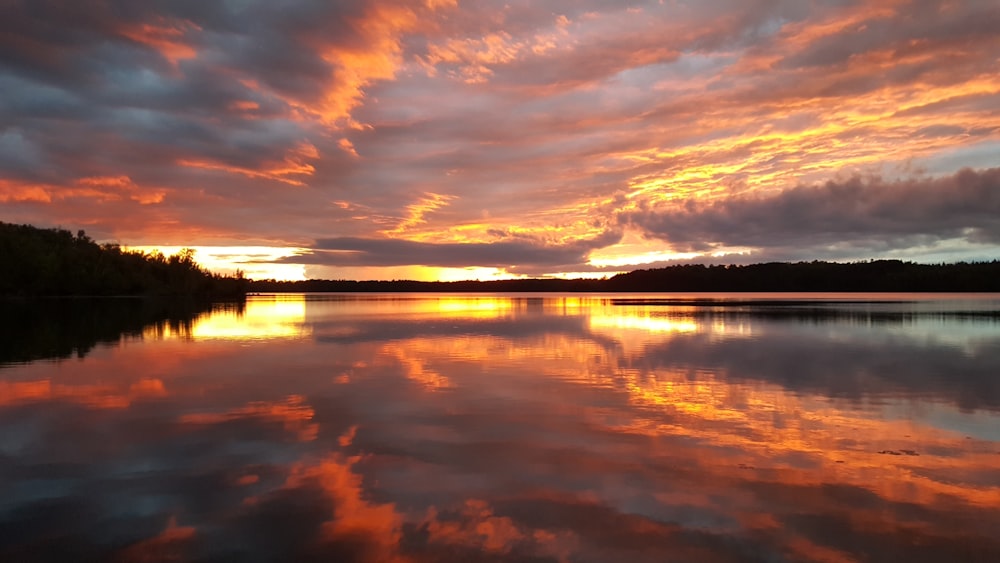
{"left": 251, "top": 259, "right": 1000, "bottom": 293}
{"left": 1, "top": 222, "right": 247, "bottom": 297}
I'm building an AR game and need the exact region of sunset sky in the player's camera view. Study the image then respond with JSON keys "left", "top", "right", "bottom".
{"left": 2, "top": 0, "right": 999, "bottom": 281}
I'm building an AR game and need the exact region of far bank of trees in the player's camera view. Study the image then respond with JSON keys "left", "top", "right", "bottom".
{"left": 603, "top": 260, "right": 1000, "bottom": 292}
{"left": 250, "top": 260, "right": 1000, "bottom": 293}
{"left": 5, "top": 221, "right": 998, "bottom": 295}
{"left": 0, "top": 222, "right": 247, "bottom": 297}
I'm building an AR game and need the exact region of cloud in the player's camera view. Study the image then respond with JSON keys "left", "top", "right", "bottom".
{"left": 283, "top": 229, "right": 623, "bottom": 272}
{"left": 1, "top": 0, "right": 999, "bottom": 271}
{"left": 5, "top": 294, "right": 1000, "bottom": 560}
{"left": 0, "top": 0, "right": 455, "bottom": 243}
{"left": 623, "top": 167, "right": 1000, "bottom": 258}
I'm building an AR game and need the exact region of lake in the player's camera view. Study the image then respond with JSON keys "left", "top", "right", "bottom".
{"left": 2, "top": 293, "right": 1000, "bottom": 562}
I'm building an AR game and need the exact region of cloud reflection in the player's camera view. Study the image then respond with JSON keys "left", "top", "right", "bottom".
{"left": 1, "top": 295, "right": 999, "bottom": 561}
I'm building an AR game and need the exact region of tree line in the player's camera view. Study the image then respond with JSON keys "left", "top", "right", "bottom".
{"left": 5, "top": 221, "right": 998, "bottom": 294}
{"left": 1, "top": 222, "right": 247, "bottom": 297}
{"left": 250, "top": 260, "right": 1000, "bottom": 293}
{"left": 605, "top": 260, "right": 1000, "bottom": 292}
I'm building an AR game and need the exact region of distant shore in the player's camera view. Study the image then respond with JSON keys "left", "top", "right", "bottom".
{"left": 6, "top": 222, "right": 998, "bottom": 295}
{"left": 249, "top": 260, "right": 1000, "bottom": 293}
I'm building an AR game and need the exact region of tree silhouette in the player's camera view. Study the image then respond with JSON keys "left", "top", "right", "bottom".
{"left": 248, "top": 260, "right": 1000, "bottom": 293}
{"left": 1, "top": 222, "right": 248, "bottom": 297}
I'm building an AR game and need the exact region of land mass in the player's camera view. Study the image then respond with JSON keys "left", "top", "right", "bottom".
{"left": 4, "top": 222, "right": 999, "bottom": 295}
{"left": 251, "top": 259, "right": 1000, "bottom": 293}
{"left": 1, "top": 222, "right": 247, "bottom": 297}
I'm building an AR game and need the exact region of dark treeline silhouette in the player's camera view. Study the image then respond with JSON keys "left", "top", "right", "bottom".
{"left": 1, "top": 222, "right": 248, "bottom": 297}
{"left": 250, "top": 260, "right": 1000, "bottom": 293}
{"left": 606, "top": 260, "right": 1000, "bottom": 292}
{"left": 0, "top": 298, "right": 244, "bottom": 365}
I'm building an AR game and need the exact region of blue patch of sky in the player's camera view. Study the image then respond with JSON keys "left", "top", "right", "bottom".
{"left": 920, "top": 139, "right": 1000, "bottom": 175}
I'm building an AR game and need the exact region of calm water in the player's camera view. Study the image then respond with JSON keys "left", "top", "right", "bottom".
{"left": 2, "top": 293, "right": 1000, "bottom": 562}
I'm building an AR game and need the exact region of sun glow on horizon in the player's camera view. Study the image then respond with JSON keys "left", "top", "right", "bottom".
{"left": 303, "top": 264, "right": 528, "bottom": 282}
{"left": 127, "top": 246, "right": 310, "bottom": 281}
{"left": 124, "top": 246, "right": 637, "bottom": 282}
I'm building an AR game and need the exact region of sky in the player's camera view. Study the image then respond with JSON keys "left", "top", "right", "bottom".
{"left": 1, "top": 0, "right": 999, "bottom": 281}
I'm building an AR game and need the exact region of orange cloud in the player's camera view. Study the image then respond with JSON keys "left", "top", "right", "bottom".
{"left": 0, "top": 179, "right": 52, "bottom": 203}
{"left": 178, "top": 142, "right": 319, "bottom": 186}
{"left": 423, "top": 499, "right": 527, "bottom": 553}
{"left": 180, "top": 394, "right": 319, "bottom": 441}
{"left": 422, "top": 32, "right": 525, "bottom": 83}
{"left": 419, "top": 16, "right": 574, "bottom": 84}
{"left": 115, "top": 516, "right": 196, "bottom": 562}
{"left": 338, "top": 137, "right": 359, "bottom": 157}
{"left": 75, "top": 175, "right": 167, "bottom": 204}
{"left": 118, "top": 17, "right": 201, "bottom": 68}
{"left": 0, "top": 378, "right": 168, "bottom": 410}
{"left": 0, "top": 176, "right": 166, "bottom": 205}
{"left": 273, "top": 2, "right": 457, "bottom": 127}
{"left": 381, "top": 192, "right": 456, "bottom": 237}
{"left": 228, "top": 100, "right": 261, "bottom": 112}
{"left": 282, "top": 449, "right": 407, "bottom": 562}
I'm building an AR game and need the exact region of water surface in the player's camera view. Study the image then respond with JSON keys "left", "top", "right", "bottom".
{"left": 2, "top": 293, "right": 1000, "bottom": 562}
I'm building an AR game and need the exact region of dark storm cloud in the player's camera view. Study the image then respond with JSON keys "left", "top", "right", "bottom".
{"left": 0, "top": 0, "right": 459, "bottom": 244}
{"left": 776, "top": 0, "right": 1000, "bottom": 71}
{"left": 0, "top": 0, "right": 360, "bottom": 88}
{"left": 0, "top": 0, "right": 449, "bottom": 182}
{"left": 624, "top": 167, "right": 1000, "bottom": 255}
{"left": 0, "top": 0, "right": 313, "bottom": 184}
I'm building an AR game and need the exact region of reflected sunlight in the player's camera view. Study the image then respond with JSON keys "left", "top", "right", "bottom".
{"left": 589, "top": 311, "right": 699, "bottom": 335}
{"left": 182, "top": 295, "right": 309, "bottom": 340}
{"left": 430, "top": 297, "right": 514, "bottom": 317}
{"left": 5, "top": 294, "right": 1000, "bottom": 561}
{"left": 364, "top": 302, "right": 1000, "bottom": 512}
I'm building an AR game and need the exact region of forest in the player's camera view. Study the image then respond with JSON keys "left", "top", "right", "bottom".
{"left": 250, "top": 260, "right": 1000, "bottom": 293}
{"left": 0, "top": 222, "right": 247, "bottom": 297}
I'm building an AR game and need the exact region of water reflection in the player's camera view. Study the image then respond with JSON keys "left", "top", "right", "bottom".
{"left": 1, "top": 294, "right": 999, "bottom": 562}
{"left": 184, "top": 295, "right": 310, "bottom": 341}
{"left": 0, "top": 298, "right": 241, "bottom": 365}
